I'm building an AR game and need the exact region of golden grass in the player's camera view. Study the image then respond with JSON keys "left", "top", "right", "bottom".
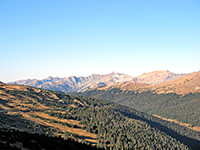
{"left": 3, "top": 84, "right": 29, "bottom": 91}
{"left": 30, "top": 112, "right": 84, "bottom": 127}
{"left": 21, "top": 112, "right": 97, "bottom": 144}
{"left": 49, "top": 94, "right": 59, "bottom": 99}
{"left": 73, "top": 99, "right": 85, "bottom": 106}
{"left": 153, "top": 115, "right": 200, "bottom": 132}
{"left": 70, "top": 104, "right": 76, "bottom": 108}
{"left": 0, "top": 104, "right": 10, "bottom": 110}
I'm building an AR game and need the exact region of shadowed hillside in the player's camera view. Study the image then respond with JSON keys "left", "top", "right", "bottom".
{"left": 0, "top": 128, "right": 102, "bottom": 150}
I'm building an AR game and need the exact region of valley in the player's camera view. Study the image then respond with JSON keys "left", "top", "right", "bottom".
{"left": 2, "top": 70, "right": 200, "bottom": 149}
{"left": 1, "top": 82, "right": 200, "bottom": 149}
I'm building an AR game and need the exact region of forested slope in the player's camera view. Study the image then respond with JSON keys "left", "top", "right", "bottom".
{"left": 80, "top": 88, "right": 200, "bottom": 127}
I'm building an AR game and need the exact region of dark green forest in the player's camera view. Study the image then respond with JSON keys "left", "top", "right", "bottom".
{"left": 78, "top": 89, "right": 200, "bottom": 127}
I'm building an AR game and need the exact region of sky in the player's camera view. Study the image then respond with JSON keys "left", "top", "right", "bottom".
{"left": 0, "top": 0, "right": 200, "bottom": 82}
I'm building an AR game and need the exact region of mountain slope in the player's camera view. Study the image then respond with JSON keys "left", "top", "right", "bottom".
{"left": 1, "top": 83, "right": 199, "bottom": 149}
{"left": 94, "top": 70, "right": 200, "bottom": 95}
{"left": 151, "top": 70, "right": 200, "bottom": 95}
{"left": 79, "top": 71, "right": 200, "bottom": 128}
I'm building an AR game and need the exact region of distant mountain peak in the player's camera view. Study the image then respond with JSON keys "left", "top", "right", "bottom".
{"left": 142, "top": 70, "right": 170, "bottom": 75}
{"left": 46, "top": 76, "right": 54, "bottom": 80}
{"left": 110, "top": 71, "right": 118, "bottom": 74}
{"left": 133, "top": 70, "right": 186, "bottom": 85}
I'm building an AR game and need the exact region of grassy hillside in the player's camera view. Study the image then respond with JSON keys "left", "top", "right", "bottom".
{"left": 0, "top": 82, "right": 200, "bottom": 149}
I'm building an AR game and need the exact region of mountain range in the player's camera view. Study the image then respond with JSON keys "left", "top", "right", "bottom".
{"left": 8, "top": 72, "right": 133, "bottom": 93}
{"left": 8, "top": 70, "right": 187, "bottom": 93}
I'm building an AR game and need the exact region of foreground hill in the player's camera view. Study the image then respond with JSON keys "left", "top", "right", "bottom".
{"left": 0, "top": 128, "right": 101, "bottom": 150}
{"left": 80, "top": 71, "right": 200, "bottom": 128}
{"left": 0, "top": 83, "right": 199, "bottom": 149}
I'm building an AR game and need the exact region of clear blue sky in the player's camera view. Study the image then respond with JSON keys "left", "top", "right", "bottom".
{"left": 0, "top": 0, "right": 200, "bottom": 82}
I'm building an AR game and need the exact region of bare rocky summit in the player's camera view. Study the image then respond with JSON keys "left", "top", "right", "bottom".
{"left": 132, "top": 70, "right": 186, "bottom": 85}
